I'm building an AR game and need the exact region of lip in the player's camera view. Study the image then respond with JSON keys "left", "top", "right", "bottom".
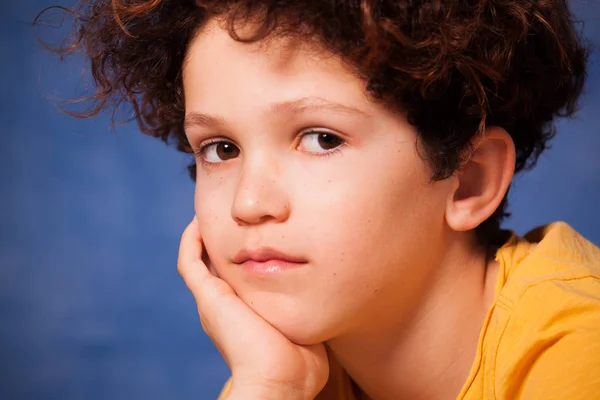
{"left": 233, "top": 247, "right": 307, "bottom": 273}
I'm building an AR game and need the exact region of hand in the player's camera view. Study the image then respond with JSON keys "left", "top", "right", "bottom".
{"left": 178, "top": 218, "right": 330, "bottom": 400}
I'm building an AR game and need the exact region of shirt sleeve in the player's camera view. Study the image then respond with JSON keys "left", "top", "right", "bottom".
{"left": 514, "top": 330, "right": 600, "bottom": 399}
{"left": 496, "top": 277, "right": 600, "bottom": 400}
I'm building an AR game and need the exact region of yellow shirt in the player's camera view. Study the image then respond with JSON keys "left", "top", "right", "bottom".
{"left": 218, "top": 222, "right": 600, "bottom": 399}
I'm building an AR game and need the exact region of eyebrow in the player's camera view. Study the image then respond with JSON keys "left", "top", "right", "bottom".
{"left": 183, "top": 97, "right": 367, "bottom": 131}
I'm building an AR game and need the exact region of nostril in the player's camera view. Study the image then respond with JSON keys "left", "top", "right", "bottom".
{"left": 259, "top": 215, "right": 273, "bottom": 223}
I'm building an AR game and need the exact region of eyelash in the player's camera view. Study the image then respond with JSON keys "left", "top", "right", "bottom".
{"left": 194, "top": 129, "right": 346, "bottom": 167}
{"left": 194, "top": 138, "right": 220, "bottom": 156}
{"left": 193, "top": 138, "right": 224, "bottom": 168}
{"left": 302, "top": 129, "right": 345, "bottom": 158}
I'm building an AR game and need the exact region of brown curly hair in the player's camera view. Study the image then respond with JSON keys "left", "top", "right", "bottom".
{"left": 35, "top": 0, "right": 589, "bottom": 245}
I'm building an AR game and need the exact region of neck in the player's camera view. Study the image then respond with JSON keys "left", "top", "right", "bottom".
{"left": 325, "top": 234, "right": 499, "bottom": 400}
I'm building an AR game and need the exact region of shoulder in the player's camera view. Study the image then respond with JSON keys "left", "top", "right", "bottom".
{"left": 495, "top": 285, "right": 600, "bottom": 399}
{"left": 493, "top": 222, "right": 600, "bottom": 399}
{"left": 497, "top": 221, "right": 600, "bottom": 302}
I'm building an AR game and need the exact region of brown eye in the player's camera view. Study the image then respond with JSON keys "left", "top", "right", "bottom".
{"left": 318, "top": 133, "right": 343, "bottom": 150}
{"left": 298, "top": 131, "right": 345, "bottom": 154}
{"left": 216, "top": 142, "right": 239, "bottom": 160}
{"left": 201, "top": 141, "right": 240, "bottom": 163}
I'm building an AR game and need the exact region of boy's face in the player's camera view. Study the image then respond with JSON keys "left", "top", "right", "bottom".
{"left": 183, "top": 20, "right": 455, "bottom": 344}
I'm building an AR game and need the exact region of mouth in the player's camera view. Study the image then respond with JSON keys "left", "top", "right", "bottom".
{"left": 233, "top": 247, "right": 307, "bottom": 273}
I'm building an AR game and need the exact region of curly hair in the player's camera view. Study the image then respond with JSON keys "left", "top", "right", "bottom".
{"left": 35, "top": 0, "right": 589, "bottom": 245}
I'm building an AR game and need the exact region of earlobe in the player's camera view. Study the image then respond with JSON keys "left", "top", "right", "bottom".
{"left": 445, "top": 126, "right": 516, "bottom": 232}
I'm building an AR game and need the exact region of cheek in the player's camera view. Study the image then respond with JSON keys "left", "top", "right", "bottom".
{"left": 297, "top": 163, "right": 442, "bottom": 279}
{"left": 194, "top": 186, "right": 218, "bottom": 229}
{"left": 194, "top": 181, "right": 232, "bottom": 258}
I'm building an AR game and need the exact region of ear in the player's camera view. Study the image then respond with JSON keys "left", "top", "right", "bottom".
{"left": 445, "top": 126, "right": 516, "bottom": 232}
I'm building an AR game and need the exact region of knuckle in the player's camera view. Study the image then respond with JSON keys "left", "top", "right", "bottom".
{"left": 180, "top": 226, "right": 189, "bottom": 243}
{"left": 179, "top": 221, "right": 193, "bottom": 247}
{"left": 176, "top": 257, "right": 187, "bottom": 278}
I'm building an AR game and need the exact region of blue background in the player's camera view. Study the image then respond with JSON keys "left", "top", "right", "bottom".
{"left": 1, "top": 1, "right": 598, "bottom": 399}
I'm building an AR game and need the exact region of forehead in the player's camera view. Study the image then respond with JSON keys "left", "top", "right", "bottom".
{"left": 182, "top": 19, "right": 369, "bottom": 112}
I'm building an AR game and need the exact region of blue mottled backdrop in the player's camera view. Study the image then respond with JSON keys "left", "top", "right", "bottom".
{"left": 1, "top": 1, "right": 599, "bottom": 399}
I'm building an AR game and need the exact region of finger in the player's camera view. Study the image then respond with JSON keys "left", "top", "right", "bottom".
{"left": 201, "top": 247, "right": 220, "bottom": 277}
{"left": 177, "top": 219, "right": 277, "bottom": 367}
{"left": 178, "top": 217, "right": 204, "bottom": 267}
{"left": 177, "top": 218, "right": 213, "bottom": 296}
{"left": 177, "top": 218, "right": 233, "bottom": 305}
{"left": 207, "top": 259, "right": 220, "bottom": 277}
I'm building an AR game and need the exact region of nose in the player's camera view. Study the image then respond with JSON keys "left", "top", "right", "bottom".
{"left": 231, "top": 154, "right": 291, "bottom": 226}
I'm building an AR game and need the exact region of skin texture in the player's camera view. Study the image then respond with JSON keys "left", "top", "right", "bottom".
{"left": 181, "top": 19, "right": 515, "bottom": 399}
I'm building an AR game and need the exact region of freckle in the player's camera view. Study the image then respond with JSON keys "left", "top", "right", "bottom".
{"left": 333, "top": 272, "right": 337, "bottom": 276}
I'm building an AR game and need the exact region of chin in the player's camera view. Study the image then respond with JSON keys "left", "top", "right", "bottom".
{"left": 241, "top": 291, "right": 335, "bottom": 345}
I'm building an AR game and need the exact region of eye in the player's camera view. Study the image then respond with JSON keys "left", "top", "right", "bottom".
{"left": 297, "top": 130, "right": 345, "bottom": 154}
{"left": 198, "top": 140, "right": 240, "bottom": 164}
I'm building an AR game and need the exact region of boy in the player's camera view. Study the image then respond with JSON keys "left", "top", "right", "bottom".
{"left": 38, "top": 0, "right": 599, "bottom": 399}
